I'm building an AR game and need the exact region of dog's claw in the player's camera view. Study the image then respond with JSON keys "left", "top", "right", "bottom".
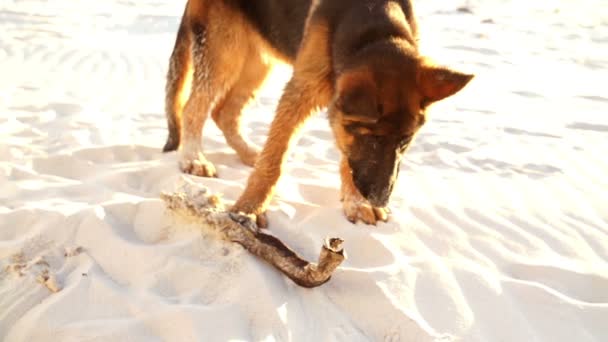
{"left": 229, "top": 212, "right": 260, "bottom": 233}
{"left": 373, "top": 207, "right": 389, "bottom": 222}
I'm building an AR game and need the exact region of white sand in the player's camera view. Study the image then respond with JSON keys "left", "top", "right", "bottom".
{"left": 1, "top": 0, "right": 607, "bottom": 341}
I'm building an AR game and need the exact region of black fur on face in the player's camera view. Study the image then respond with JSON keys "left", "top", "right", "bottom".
{"left": 346, "top": 132, "right": 412, "bottom": 207}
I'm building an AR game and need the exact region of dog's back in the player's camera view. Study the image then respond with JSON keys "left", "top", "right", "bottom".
{"left": 233, "top": 0, "right": 418, "bottom": 69}
{"left": 228, "top": 0, "right": 312, "bottom": 61}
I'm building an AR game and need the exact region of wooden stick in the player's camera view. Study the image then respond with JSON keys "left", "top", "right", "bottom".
{"left": 161, "top": 186, "right": 346, "bottom": 288}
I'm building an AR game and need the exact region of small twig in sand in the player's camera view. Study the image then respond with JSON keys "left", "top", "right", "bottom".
{"left": 5, "top": 252, "right": 62, "bottom": 292}
{"left": 64, "top": 246, "right": 84, "bottom": 257}
{"left": 37, "top": 269, "right": 61, "bottom": 293}
{"left": 5, "top": 263, "right": 26, "bottom": 276}
{"left": 161, "top": 186, "right": 346, "bottom": 288}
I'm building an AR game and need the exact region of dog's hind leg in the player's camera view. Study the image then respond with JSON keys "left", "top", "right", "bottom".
{"left": 178, "top": 3, "right": 248, "bottom": 177}
{"left": 211, "top": 54, "right": 272, "bottom": 167}
{"left": 163, "top": 6, "right": 193, "bottom": 153}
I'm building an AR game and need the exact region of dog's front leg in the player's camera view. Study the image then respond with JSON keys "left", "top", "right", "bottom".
{"left": 232, "top": 22, "right": 332, "bottom": 228}
{"left": 340, "top": 158, "right": 390, "bottom": 225}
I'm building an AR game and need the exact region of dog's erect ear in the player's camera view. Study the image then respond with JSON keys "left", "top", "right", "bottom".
{"left": 417, "top": 61, "right": 474, "bottom": 103}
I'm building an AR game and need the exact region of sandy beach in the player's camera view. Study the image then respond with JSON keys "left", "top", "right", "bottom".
{"left": 1, "top": 0, "right": 607, "bottom": 341}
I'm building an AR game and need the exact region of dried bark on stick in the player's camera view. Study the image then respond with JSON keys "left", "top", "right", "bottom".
{"left": 161, "top": 186, "right": 346, "bottom": 288}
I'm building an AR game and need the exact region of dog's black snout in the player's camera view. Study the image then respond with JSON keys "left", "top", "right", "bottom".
{"left": 354, "top": 177, "right": 391, "bottom": 207}
{"left": 349, "top": 154, "right": 399, "bottom": 207}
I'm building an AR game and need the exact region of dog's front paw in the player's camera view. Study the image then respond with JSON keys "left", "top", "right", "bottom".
{"left": 179, "top": 154, "right": 217, "bottom": 178}
{"left": 342, "top": 195, "right": 389, "bottom": 225}
{"left": 229, "top": 208, "right": 269, "bottom": 229}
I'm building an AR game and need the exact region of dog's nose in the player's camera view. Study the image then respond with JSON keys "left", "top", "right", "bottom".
{"left": 365, "top": 184, "right": 392, "bottom": 207}
{"left": 349, "top": 153, "right": 399, "bottom": 208}
{"left": 353, "top": 175, "right": 392, "bottom": 207}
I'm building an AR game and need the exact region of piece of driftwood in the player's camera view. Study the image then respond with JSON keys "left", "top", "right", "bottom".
{"left": 161, "top": 186, "right": 346, "bottom": 288}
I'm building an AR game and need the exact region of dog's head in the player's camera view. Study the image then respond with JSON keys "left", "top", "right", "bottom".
{"left": 329, "top": 52, "right": 473, "bottom": 207}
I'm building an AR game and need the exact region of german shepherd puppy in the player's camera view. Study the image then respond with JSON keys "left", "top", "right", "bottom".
{"left": 163, "top": 0, "right": 473, "bottom": 226}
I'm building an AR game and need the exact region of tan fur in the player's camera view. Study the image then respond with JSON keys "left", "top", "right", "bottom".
{"left": 232, "top": 17, "right": 333, "bottom": 218}
{"left": 210, "top": 55, "right": 271, "bottom": 166}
